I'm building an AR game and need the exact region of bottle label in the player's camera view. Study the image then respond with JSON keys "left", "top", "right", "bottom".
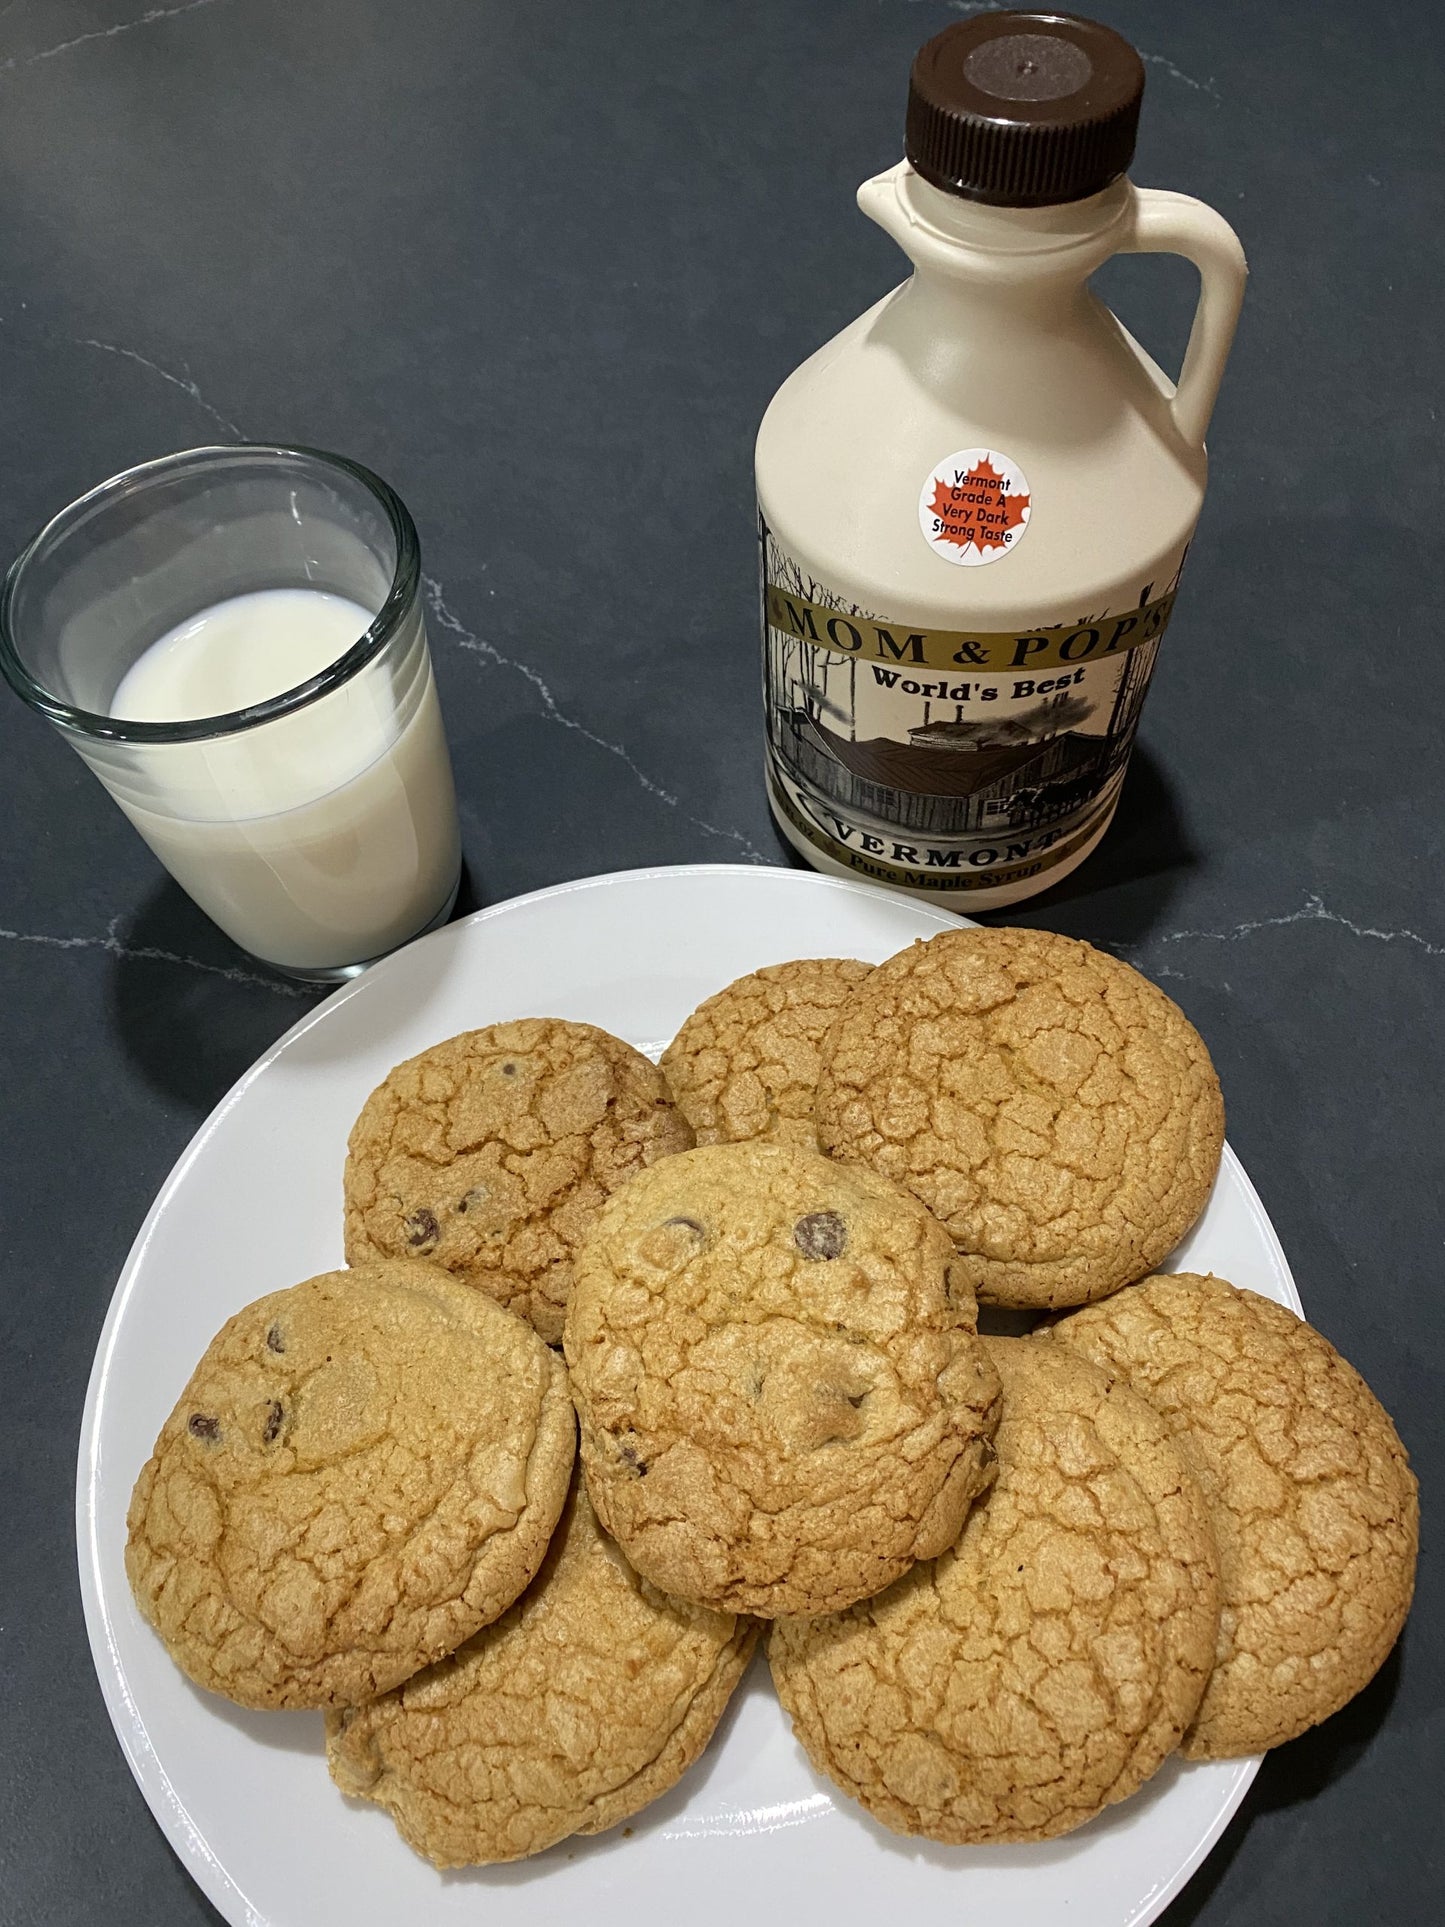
{"left": 918, "top": 447, "right": 1032, "bottom": 567}
{"left": 760, "top": 516, "right": 1181, "bottom": 895}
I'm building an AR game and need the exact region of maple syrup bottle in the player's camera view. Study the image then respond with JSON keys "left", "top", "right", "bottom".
{"left": 757, "top": 11, "right": 1246, "bottom": 907}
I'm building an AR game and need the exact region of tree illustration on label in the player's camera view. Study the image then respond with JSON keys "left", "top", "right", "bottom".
{"left": 918, "top": 447, "right": 1032, "bottom": 568}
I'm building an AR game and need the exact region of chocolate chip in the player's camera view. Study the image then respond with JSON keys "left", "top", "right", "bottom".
{"left": 403, "top": 1206, "right": 439, "bottom": 1248}
{"left": 457, "top": 1186, "right": 488, "bottom": 1214}
{"left": 262, "top": 1401, "right": 284, "bottom": 1444}
{"left": 265, "top": 1324, "right": 285, "bottom": 1354}
{"left": 188, "top": 1413, "right": 220, "bottom": 1441}
{"left": 619, "top": 1439, "right": 649, "bottom": 1476}
{"left": 794, "top": 1210, "right": 847, "bottom": 1261}
{"left": 501, "top": 1062, "right": 518, "bottom": 1077}
{"left": 638, "top": 1214, "right": 708, "bottom": 1268}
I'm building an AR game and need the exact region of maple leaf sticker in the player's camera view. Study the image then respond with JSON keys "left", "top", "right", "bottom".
{"left": 919, "top": 447, "right": 1033, "bottom": 567}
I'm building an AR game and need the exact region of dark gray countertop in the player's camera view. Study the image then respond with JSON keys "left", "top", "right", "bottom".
{"left": 1, "top": 2, "right": 1440, "bottom": 1922}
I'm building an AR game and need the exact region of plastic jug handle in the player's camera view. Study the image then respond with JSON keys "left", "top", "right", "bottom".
{"left": 1117, "top": 187, "right": 1248, "bottom": 449}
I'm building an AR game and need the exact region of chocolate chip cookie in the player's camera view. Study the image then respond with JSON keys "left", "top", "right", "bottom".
{"left": 564, "top": 1141, "right": 1001, "bottom": 1617}
{"left": 815, "top": 927, "right": 1224, "bottom": 1309}
{"left": 125, "top": 1262, "right": 575, "bottom": 1710}
{"left": 326, "top": 1477, "right": 757, "bottom": 1865}
{"left": 1044, "top": 1272, "right": 1419, "bottom": 1758}
{"left": 344, "top": 1020, "right": 694, "bottom": 1344}
{"left": 769, "top": 1337, "right": 1221, "bottom": 1843}
{"left": 660, "top": 957, "right": 874, "bottom": 1148}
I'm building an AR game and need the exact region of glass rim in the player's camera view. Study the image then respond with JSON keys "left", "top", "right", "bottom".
{"left": 0, "top": 443, "right": 421, "bottom": 746}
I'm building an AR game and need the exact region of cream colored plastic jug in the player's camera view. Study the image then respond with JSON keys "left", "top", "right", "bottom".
{"left": 757, "top": 11, "right": 1246, "bottom": 908}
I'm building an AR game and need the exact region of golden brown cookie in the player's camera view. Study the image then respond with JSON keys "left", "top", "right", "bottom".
{"left": 344, "top": 1019, "right": 693, "bottom": 1344}
{"left": 125, "top": 1262, "right": 575, "bottom": 1711}
{"left": 815, "top": 927, "right": 1224, "bottom": 1309}
{"left": 326, "top": 1478, "right": 758, "bottom": 1865}
{"left": 769, "top": 1338, "right": 1221, "bottom": 1844}
{"left": 1043, "top": 1272, "right": 1419, "bottom": 1759}
{"left": 564, "top": 1141, "right": 1000, "bottom": 1618}
{"left": 660, "top": 957, "right": 874, "bottom": 1148}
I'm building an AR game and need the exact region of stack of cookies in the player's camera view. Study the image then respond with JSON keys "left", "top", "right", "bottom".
{"left": 124, "top": 928, "right": 1418, "bottom": 1867}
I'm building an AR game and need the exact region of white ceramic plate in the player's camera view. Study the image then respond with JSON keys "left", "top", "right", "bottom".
{"left": 78, "top": 864, "right": 1301, "bottom": 1927}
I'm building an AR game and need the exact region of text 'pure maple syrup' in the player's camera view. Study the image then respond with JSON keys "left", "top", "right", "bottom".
{"left": 756, "top": 10, "right": 1246, "bottom": 908}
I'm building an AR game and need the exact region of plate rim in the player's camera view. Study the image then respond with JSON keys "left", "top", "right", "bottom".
{"left": 75, "top": 861, "right": 1294, "bottom": 1927}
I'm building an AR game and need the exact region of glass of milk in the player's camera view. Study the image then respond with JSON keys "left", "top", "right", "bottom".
{"left": 0, "top": 445, "right": 461, "bottom": 980}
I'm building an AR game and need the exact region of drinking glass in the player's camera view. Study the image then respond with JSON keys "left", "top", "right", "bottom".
{"left": 0, "top": 445, "right": 461, "bottom": 981}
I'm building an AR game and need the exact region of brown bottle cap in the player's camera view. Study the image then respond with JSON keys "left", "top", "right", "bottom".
{"left": 906, "top": 11, "right": 1145, "bottom": 208}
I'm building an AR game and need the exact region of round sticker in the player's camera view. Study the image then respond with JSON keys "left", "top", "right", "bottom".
{"left": 918, "top": 447, "right": 1032, "bottom": 567}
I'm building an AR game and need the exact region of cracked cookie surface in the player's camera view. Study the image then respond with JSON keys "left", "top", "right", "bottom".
{"left": 769, "top": 1338, "right": 1221, "bottom": 1844}
{"left": 660, "top": 957, "right": 874, "bottom": 1148}
{"left": 815, "top": 927, "right": 1224, "bottom": 1309}
{"left": 326, "top": 1478, "right": 757, "bottom": 1865}
{"left": 125, "top": 1262, "right": 575, "bottom": 1710}
{"left": 564, "top": 1141, "right": 1000, "bottom": 1617}
{"left": 1044, "top": 1272, "right": 1419, "bottom": 1759}
{"left": 344, "top": 1020, "right": 693, "bottom": 1344}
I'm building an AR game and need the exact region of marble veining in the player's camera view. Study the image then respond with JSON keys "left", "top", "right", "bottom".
{"left": 423, "top": 574, "right": 769, "bottom": 865}
{"left": 1137, "top": 50, "right": 1220, "bottom": 101}
{"left": 76, "top": 337, "right": 241, "bottom": 438}
{"left": 0, "top": 0, "right": 228, "bottom": 78}
{"left": 0, "top": 914, "right": 310, "bottom": 997}
{"left": 1145, "top": 895, "right": 1443, "bottom": 963}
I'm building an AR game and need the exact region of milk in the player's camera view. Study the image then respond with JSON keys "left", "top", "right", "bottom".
{"left": 112, "top": 590, "right": 374, "bottom": 730}
{"left": 106, "top": 589, "right": 460, "bottom": 972}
